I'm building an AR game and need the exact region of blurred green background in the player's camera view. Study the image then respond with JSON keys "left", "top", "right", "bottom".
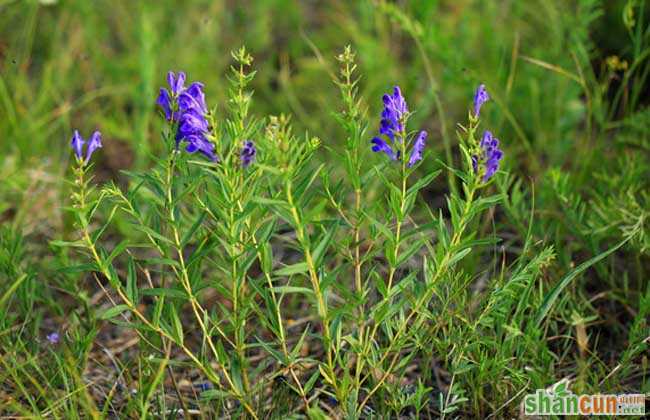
{"left": 0, "top": 0, "right": 628, "bottom": 174}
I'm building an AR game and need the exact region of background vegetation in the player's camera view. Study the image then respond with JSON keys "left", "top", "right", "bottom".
{"left": 0, "top": 0, "right": 648, "bottom": 418}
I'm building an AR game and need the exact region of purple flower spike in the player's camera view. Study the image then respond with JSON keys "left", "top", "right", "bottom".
{"left": 370, "top": 86, "right": 430, "bottom": 166}
{"left": 85, "top": 131, "right": 102, "bottom": 163}
{"left": 473, "top": 130, "right": 503, "bottom": 182}
{"left": 379, "top": 86, "right": 408, "bottom": 142}
{"left": 240, "top": 140, "right": 257, "bottom": 168}
{"left": 157, "top": 71, "right": 217, "bottom": 162}
{"left": 46, "top": 332, "right": 60, "bottom": 344}
{"left": 473, "top": 84, "right": 490, "bottom": 118}
{"left": 407, "top": 130, "right": 427, "bottom": 167}
{"left": 70, "top": 130, "right": 85, "bottom": 159}
{"left": 371, "top": 85, "right": 410, "bottom": 160}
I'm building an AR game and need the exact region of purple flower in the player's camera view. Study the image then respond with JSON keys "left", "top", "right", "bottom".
{"left": 473, "top": 84, "right": 490, "bottom": 118}
{"left": 240, "top": 140, "right": 256, "bottom": 168}
{"left": 70, "top": 130, "right": 84, "bottom": 159}
{"left": 157, "top": 71, "right": 186, "bottom": 122}
{"left": 473, "top": 130, "right": 503, "bottom": 181}
{"left": 157, "top": 71, "right": 217, "bottom": 162}
{"left": 379, "top": 86, "right": 408, "bottom": 141}
{"left": 167, "top": 71, "right": 186, "bottom": 96}
{"left": 371, "top": 86, "right": 409, "bottom": 160}
{"left": 371, "top": 86, "right": 429, "bottom": 167}
{"left": 195, "top": 382, "right": 213, "bottom": 392}
{"left": 184, "top": 135, "right": 218, "bottom": 162}
{"left": 407, "top": 130, "right": 427, "bottom": 167}
{"left": 371, "top": 137, "right": 398, "bottom": 160}
{"left": 46, "top": 332, "right": 60, "bottom": 344}
{"left": 70, "top": 130, "right": 102, "bottom": 164}
{"left": 156, "top": 88, "right": 172, "bottom": 120}
{"left": 177, "top": 109, "right": 209, "bottom": 142}
{"left": 85, "top": 131, "right": 102, "bottom": 163}
{"left": 179, "top": 82, "right": 207, "bottom": 114}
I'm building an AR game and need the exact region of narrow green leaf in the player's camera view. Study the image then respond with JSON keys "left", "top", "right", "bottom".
{"left": 170, "top": 306, "right": 184, "bottom": 345}
{"left": 0, "top": 274, "right": 27, "bottom": 309}
{"left": 251, "top": 197, "right": 289, "bottom": 208}
{"left": 535, "top": 237, "right": 630, "bottom": 326}
{"left": 303, "top": 369, "right": 320, "bottom": 394}
{"left": 446, "top": 247, "right": 472, "bottom": 268}
{"left": 312, "top": 223, "right": 338, "bottom": 266}
{"left": 274, "top": 262, "right": 309, "bottom": 276}
{"left": 106, "top": 240, "right": 129, "bottom": 265}
{"left": 407, "top": 169, "right": 441, "bottom": 196}
{"left": 181, "top": 211, "right": 206, "bottom": 246}
{"left": 49, "top": 240, "right": 86, "bottom": 248}
{"left": 307, "top": 405, "right": 329, "bottom": 420}
{"left": 126, "top": 256, "right": 138, "bottom": 304}
{"left": 141, "top": 257, "right": 180, "bottom": 268}
{"left": 271, "top": 286, "right": 314, "bottom": 295}
{"left": 365, "top": 212, "right": 393, "bottom": 240}
{"left": 396, "top": 238, "right": 425, "bottom": 266}
{"left": 99, "top": 304, "right": 131, "bottom": 320}
{"left": 91, "top": 205, "right": 119, "bottom": 243}
{"left": 230, "top": 356, "right": 244, "bottom": 394}
{"left": 255, "top": 338, "right": 287, "bottom": 364}
{"left": 57, "top": 263, "right": 98, "bottom": 274}
{"left": 134, "top": 224, "right": 173, "bottom": 245}
{"left": 141, "top": 288, "right": 188, "bottom": 299}
{"left": 290, "top": 327, "right": 311, "bottom": 359}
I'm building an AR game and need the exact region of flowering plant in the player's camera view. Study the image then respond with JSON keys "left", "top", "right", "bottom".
{"left": 61, "top": 47, "right": 549, "bottom": 419}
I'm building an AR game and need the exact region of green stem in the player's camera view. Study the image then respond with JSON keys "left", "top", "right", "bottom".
{"left": 361, "top": 127, "right": 409, "bottom": 383}
{"left": 285, "top": 180, "right": 338, "bottom": 397}
{"left": 357, "top": 178, "right": 480, "bottom": 413}
{"left": 199, "top": 192, "right": 310, "bottom": 409}
{"left": 387, "top": 134, "right": 408, "bottom": 292}
{"left": 162, "top": 156, "right": 256, "bottom": 416}
{"left": 229, "top": 173, "right": 251, "bottom": 395}
{"left": 74, "top": 162, "right": 257, "bottom": 418}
